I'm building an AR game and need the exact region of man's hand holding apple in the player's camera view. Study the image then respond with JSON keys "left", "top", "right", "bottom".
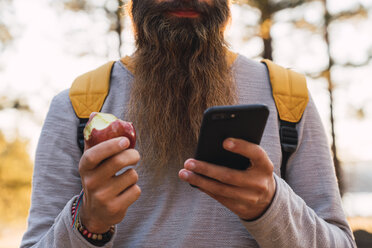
{"left": 179, "top": 138, "right": 276, "bottom": 221}
{"left": 78, "top": 113, "right": 141, "bottom": 233}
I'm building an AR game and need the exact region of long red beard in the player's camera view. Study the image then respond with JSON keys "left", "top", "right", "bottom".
{"left": 127, "top": 0, "right": 237, "bottom": 175}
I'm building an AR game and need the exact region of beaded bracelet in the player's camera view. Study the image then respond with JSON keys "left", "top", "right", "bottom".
{"left": 71, "top": 191, "right": 115, "bottom": 246}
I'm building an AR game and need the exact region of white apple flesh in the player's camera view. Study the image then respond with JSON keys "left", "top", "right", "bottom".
{"left": 83, "top": 112, "right": 136, "bottom": 149}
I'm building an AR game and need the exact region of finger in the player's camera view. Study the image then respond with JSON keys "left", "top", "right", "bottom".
{"left": 184, "top": 158, "right": 275, "bottom": 197}
{"left": 114, "top": 184, "right": 141, "bottom": 210}
{"left": 80, "top": 137, "right": 130, "bottom": 172}
{"left": 184, "top": 159, "right": 246, "bottom": 187}
{"left": 179, "top": 169, "right": 242, "bottom": 200}
{"left": 105, "top": 169, "right": 139, "bottom": 196}
{"left": 95, "top": 149, "right": 140, "bottom": 179}
{"left": 223, "top": 138, "right": 269, "bottom": 167}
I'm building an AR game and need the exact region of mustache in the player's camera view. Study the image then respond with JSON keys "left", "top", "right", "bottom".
{"left": 156, "top": 0, "right": 211, "bottom": 13}
{"left": 133, "top": 0, "right": 212, "bottom": 16}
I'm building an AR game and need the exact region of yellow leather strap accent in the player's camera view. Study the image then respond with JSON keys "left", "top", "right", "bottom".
{"left": 262, "top": 59, "right": 309, "bottom": 123}
{"left": 69, "top": 61, "right": 115, "bottom": 119}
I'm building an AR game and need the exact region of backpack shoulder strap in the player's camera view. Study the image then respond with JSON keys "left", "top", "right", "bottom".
{"left": 69, "top": 61, "right": 115, "bottom": 119}
{"left": 69, "top": 61, "right": 115, "bottom": 152}
{"left": 261, "top": 59, "right": 309, "bottom": 179}
{"left": 261, "top": 59, "right": 309, "bottom": 123}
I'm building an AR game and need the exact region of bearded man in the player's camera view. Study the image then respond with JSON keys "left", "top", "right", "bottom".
{"left": 21, "top": 0, "right": 356, "bottom": 247}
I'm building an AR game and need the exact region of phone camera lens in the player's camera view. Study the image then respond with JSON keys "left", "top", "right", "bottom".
{"left": 212, "top": 113, "right": 226, "bottom": 120}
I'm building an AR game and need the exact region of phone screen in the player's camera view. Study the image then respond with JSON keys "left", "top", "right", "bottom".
{"left": 194, "top": 104, "right": 269, "bottom": 170}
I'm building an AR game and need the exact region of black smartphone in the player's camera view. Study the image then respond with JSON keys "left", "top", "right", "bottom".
{"left": 194, "top": 104, "right": 269, "bottom": 170}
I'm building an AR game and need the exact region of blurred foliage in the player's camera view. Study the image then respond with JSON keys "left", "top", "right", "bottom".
{"left": 0, "top": 96, "right": 31, "bottom": 112}
{"left": 313, "top": 0, "right": 371, "bottom": 194}
{"left": 0, "top": 0, "right": 14, "bottom": 51}
{"left": 296, "top": 1, "right": 371, "bottom": 72}
{"left": 63, "top": 0, "right": 88, "bottom": 11}
{"left": 237, "top": 0, "right": 315, "bottom": 59}
{"left": 240, "top": 0, "right": 309, "bottom": 12}
{"left": 0, "top": 131, "right": 33, "bottom": 225}
{"left": 59, "top": 0, "right": 127, "bottom": 56}
{"left": 238, "top": 0, "right": 371, "bottom": 194}
{"left": 0, "top": 23, "right": 12, "bottom": 45}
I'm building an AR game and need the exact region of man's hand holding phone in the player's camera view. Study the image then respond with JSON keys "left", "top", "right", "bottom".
{"left": 179, "top": 137, "right": 276, "bottom": 221}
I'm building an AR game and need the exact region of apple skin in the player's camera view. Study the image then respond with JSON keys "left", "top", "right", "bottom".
{"left": 84, "top": 113, "right": 136, "bottom": 149}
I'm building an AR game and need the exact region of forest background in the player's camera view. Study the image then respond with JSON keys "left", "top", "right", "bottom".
{"left": 1, "top": 0, "right": 372, "bottom": 247}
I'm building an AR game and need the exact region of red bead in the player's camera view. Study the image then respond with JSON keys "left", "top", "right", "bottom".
{"left": 83, "top": 230, "right": 88, "bottom": 236}
{"left": 87, "top": 232, "right": 92, "bottom": 238}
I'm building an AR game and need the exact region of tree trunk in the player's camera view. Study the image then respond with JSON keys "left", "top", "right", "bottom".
{"left": 260, "top": 18, "right": 273, "bottom": 60}
{"left": 116, "top": 0, "right": 125, "bottom": 57}
{"left": 323, "top": 0, "right": 343, "bottom": 195}
{"left": 263, "top": 35, "right": 273, "bottom": 60}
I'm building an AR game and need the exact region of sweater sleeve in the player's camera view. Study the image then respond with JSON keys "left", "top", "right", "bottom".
{"left": 20, "top": 90, "right": 116, "bottom": 248}
{"left": 241, "top": 94, "right": 356, "bottom": 247}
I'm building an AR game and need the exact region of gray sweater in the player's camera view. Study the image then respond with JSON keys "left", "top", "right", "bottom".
{"left": 21, "top": 55, "right": 356, "bottom": 248}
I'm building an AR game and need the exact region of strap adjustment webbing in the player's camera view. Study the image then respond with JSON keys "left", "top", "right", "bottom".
{"left": 77, "top": 118, "right": 89, "bottom": 153}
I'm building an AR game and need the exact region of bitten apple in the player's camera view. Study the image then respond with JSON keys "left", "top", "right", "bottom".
{"left": 83, "top": 112, "right": 136, "bottom": 149}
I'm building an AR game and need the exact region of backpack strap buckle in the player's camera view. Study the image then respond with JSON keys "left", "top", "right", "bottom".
{"left": 279, "top": 121, "right": 298, "bottom": 153}
{"left": 279, "top": 120, "right": 298, "bottom": 179}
